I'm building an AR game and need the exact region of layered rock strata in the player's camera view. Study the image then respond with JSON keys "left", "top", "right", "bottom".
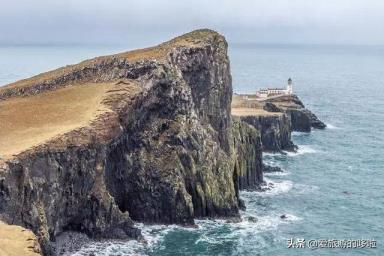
{"left": 265, "top": 95, "right": 326, "bottom": 132}
{"left": 232, "top": 117, "right": 263, "bottom": 190}
{"left": 0, "top": 29, "right": 325, "bottom": 255}
{"left": 0, "top": 30, "right": 261, "bottom": 255}
{"left": 232, "top": 94, "right": 325, "bottom": 152}
{"left": 239, "top": 114, "right": 296, "bottom": 152}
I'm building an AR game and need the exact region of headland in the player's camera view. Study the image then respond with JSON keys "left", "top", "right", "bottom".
{"left": 0, "top": 29, "right": 325, "bottom": 255}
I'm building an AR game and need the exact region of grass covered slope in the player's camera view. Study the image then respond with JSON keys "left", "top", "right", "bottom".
{"left": 0, "top": 83, "right": 112, "bottom": 158}
{"left": 0, "top": 29, "right": 221, "bottom": 99}
{"left": 0, "top": 221, "right": 41, "bottom": 256}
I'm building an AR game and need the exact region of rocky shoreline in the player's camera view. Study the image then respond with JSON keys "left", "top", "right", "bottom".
{"left": 232, "top": 93, "right": 326, "bottom": 152}
{"left": 0, "top": 29, "right": 325, "bottom": 255}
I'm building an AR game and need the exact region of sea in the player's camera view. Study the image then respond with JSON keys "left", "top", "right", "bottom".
{"left": 1, "top": 43, "right": 383, "bottom": 255}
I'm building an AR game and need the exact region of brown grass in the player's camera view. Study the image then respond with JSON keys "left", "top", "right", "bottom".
{"left": 0, "top": 47, "right": 163, "bottom": 94}
{"left": 231, "top": 107, "right": 282, "bottom": 117}
{"left": 231, "top": 95, "right": 264, "bottom": 108}
{"left": 0, "top": 83, "right": 113, "bottom": 158}
{"left": 0, "top": 221, "right": 41, "bottom": 256}
{"left": 0, "top": 29, "right": 219, "bottom": 95}
{"left": 231, "top": 94, "right": 282, "bottom": 117}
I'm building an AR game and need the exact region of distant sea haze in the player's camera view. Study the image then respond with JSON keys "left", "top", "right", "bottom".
{"left": 1, "top": 44, "right": 383, "bottom": 255}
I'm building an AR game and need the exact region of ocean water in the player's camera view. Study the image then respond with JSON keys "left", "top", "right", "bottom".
{"left": 1, "top": 43, "right": 384, "bottom": 255}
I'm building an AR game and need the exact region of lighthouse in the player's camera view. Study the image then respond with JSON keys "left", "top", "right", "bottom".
{"left": 287, "top": 78, "right": 293, "bottom": 95}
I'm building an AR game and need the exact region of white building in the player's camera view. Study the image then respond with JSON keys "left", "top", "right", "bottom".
{"left": 256, "top": 78, "right": 293, "bottom": 98}
{"left": 287, "top": 78, "right": 293, "bottom": 95}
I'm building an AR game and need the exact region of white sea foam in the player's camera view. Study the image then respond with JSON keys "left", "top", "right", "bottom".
{"left": 194, "top": 211, "right": 301, "bottom": 246}
{"left": 279, "top": 213, "right": 301, "bottom": 222}
{"left": 262, "top": 159, "right": 278, "bottom": 165}
{"left": 241, "top": 178, "right": 293, "bottom": 197}
{"left": 138, "top": 223, "right": 176, "bottom": 247}
{"left": 291, "top": 131, "right": 311, "bottom": 137}
{"left": 326, "top": 123, "right": 341, "bottom": 130}
{"left": 72, "top": 179, "right": 297, "bottom": 255}
{"left": 262, "top": 152, "right": 280, "bottom": 157}
{"left": 264, "top": 170, "right": 290, "bottom": 176}
{"left": 71, "top": 240, "right": 148, "bottom": 256}
{"left": 71, "top": 223, "right": 181, "bottom": 256}
{"left": 232, "top": 214, "right": 280, "bottom": 231}
{"left": 72, "top": 188, "right": 301, "bottom": 255}
{"left": 263, "top": 179, "right": 293, "bottom": 196}
{"left": 285, "top": 145, "right": 317, "bottom": 156}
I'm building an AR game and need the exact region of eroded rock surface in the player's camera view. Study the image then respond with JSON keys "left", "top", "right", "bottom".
{"left": 266, "top": 95, "right": 326, "bottom": 131}
{"left": 0, "top": 29, "right": 259, "bottom": 255}
{"left": 232, "top": 93, "right": 325, "bottom": 152}
{"left": 0, "top": 29, "right": 325, "bottom": 255}
{"left": 232, "top": 117, "right": 263, "bottom": 191}
{"left": 239, "top": 114, "right": 296, "bottom": 152}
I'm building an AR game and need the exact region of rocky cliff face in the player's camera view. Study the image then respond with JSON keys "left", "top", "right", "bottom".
{"left": 266, "top": 95, "right": 326, "bottom": 132}
{"left": 232, "top": 94, "right": 325, "bottom": 152}
{"left": 239, "top": 114, "right": 296, "bottom": 152}
{"left": 232, "top": 118, "right": 263, "bottom": 191}
{"left": 0, "top": 30, "right": 263, "bottom": 255}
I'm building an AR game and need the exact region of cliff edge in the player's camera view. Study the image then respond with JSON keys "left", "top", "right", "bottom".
{"left": 0, "top": 29, "right": 260, "bottom": 255}
{"left": 0, "top": 29, "right": 324, "bottom": 255}
{"left": 232, "top": 93, "right": 325, "bottom": 152}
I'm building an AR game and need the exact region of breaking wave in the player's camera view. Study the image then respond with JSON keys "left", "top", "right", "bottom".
{"left": 71, "top": 224, "right": 181, "bottom": 256}
{"left": 264, "top": 171, "right": 290, "bottom": 176}
{"left": 285, "top": 145, "right": 317, "bottom": 156}
{"left": 242, "top": 178, "right": 293, "bottom": 197}
{"left": 325, "top": 123, "right": 341, "bottom": 130}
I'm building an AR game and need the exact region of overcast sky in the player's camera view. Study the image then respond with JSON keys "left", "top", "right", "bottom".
{"left": 1, "top": 0, "right": 384, "bottom": 46}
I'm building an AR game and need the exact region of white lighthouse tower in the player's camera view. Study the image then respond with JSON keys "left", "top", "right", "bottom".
{"left": 287, "top": 78, "right": 293, "bottom": 95}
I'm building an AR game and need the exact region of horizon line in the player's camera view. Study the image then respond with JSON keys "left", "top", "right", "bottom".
{"left": 1, "top": 41, "right": 384, "bottom": 48}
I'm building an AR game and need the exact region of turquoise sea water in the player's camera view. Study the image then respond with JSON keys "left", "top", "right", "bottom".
{"left": 1, "top": 44, "right": 383, "bottom": 255}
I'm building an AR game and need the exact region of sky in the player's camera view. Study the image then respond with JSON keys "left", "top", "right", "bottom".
{"left": 1, "top": 0, "right": 384, "bottom": 46}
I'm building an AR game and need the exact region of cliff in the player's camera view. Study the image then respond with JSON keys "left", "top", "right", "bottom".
{"left": 232, "top": 94, "right": 325, "bottom": 152}
{"left": 232, "top": 117, "right": 263, "bottom": 190}
{"left": 0, "top": 29, "right": 324, "bottom": 255}
{"left": 0, "top": 29, "right": 261, "bottom": 255}
{"left": 233, "top": 111, "right": 295, "bottom": 152}
{"left": 265, "top": 95, "right": 326, "bottom": 132}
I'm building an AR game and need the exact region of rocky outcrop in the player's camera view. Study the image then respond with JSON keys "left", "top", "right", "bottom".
{"left": 262, "top": 164, "right": 283, "bottom": 173}
{"left": 102, "top": 31, "right": 238, "bottom": 224}
{"left": 0, "top": 29, "right": 325, "bottom": 255}
{"left": 288, "top": 108, "right": 312, "bottom": 132}
{"left": 231, "top": 94, "right": 326, "bottom": 151}
{"left": 288, "top": 108, "right": 325, "bottom": 131}
{"left": 0, "top": 29, "right": 264, "bottom": 254}
{"left": 267, "top": 95, "right": 326, "bottom": 132}
{"left": 239, "top": 114, "right": 296, "bottom": 152}
{"left": 0, "top": 142, "right": 142, "bottom": 255}
{"left": 232, "top": 118, "right": 263, "bottom": 191}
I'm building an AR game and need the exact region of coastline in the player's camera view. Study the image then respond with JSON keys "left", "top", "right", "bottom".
{"left": 0, "top": 30, "right": 326, "bottom": 255}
